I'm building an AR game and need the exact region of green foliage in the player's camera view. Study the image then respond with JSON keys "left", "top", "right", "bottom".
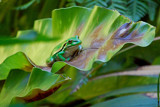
{"left": 0, "top": 6, "right": 158, "bottom": 106}
{"left": 0, "top": 52, "right": 33, "bottom": 80}
{"left": 127, "top": 0, "right": 148, "bottom": 21}
{"left": 0, "top": 0, "right": 159, "bottom": 107}
{"left": 0, "top": 6, "right": 155, "bottom": 71}
{"left": 108, "top": 0, "right": 127, "bottom": 15}
{"left": 0, "top": 65, "right": 69, "bottom": 106}
{"left": 92, "top": 94, "right": 158, "bottom": 107}
{"left": 0, "top": 0, "right": 60, "bottom": 36}
{"left": 66, "top": 0, "right": 159, "bottom": 21}
{"left": 14, "top": 0, "right": 41, "bottom": 10}
{"left": 146, "top": 0, "right": 158, "bottom": 21}
{"left": 0, "top": 0, "right": 158, "bottom": 37}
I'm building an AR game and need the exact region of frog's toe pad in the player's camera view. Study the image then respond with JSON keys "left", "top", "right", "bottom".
{"left": 66, "top": 57, "right": 71, "bottom": 61}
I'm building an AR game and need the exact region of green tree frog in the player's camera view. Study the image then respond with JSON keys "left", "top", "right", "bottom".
{"left": 46, "top": 35, "right": 82, "bottom": 67}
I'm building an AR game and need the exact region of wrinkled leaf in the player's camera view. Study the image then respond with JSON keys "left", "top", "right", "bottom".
{"left": 0, "top": 67, "right": 69, "bottom": 106}
{"left": 51, "top": 6, "right": 155, "bottom": 70}
{"left": 0, "top": 6, "right": 156, "bottom": 106}
{"left": 94, "top": 38, "right": 160, "bottom": 76}
{"left": 0, "top": 6, "right": 155, "bottom": 72}
{"left": 0, "top": 52, "right": 34, "bottom": 80}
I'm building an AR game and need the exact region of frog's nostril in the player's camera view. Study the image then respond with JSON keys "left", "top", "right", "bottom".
{"left": 75, "top": 35, "right": 79, "bottom": 38}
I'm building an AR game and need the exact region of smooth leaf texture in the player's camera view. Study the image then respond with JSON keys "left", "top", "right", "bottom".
{"left": 92, "top": 94, "right": 157, "bottom": 107}
{"left": 75, "top": 75, "right": 157, "bottom": 100}
{"left": 45, "top": 78, "right": 157, "bottom": 106}
{"left": 33, "top": 18, "right": 53, "bottom": 38}
{"left": 68, "top": 66, "right": 160, "bottom": 105}
{"left": 0, "top": 67, "right": 69, "bottom": 106}
{"left": 45, "top": 69, "right": 158, "bottom": 105}
{"left": 0, "top": 52, "right": 34, "bottom": 80}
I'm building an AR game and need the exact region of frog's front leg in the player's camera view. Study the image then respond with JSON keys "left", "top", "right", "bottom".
{"left": 76, "top": 45, "right": 83, "bottom": 55}
{"left": 66, "top": 57, "right": 71, "bottom": 61}
{"left": 57, "top": 51, "right": 66, "bottom": 61}
{"left": 58, "top": 51, "right": 71, "bottom": 61}
{"left": 78, "top": 45, "right": 82, "bottom": 52}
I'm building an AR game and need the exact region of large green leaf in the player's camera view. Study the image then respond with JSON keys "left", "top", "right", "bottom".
{"left": 51, "top": 6, "right": 155, "bottom": 70}
{"left": 93, "top": 38, "right": 160, "bottom": 76}
{"left": 0, "top": 6, "right": 156, "bottom": 106}
{"left": 0, "top": 67, "right": 69, "bottom": 106}
{"left": 0, "top": 52, "right": 33, "bottom": 80}
{"left": 0, "top": 6, "right": 155, "bottom": 71}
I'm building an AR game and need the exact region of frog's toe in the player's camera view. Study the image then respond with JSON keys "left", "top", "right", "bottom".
{"left": 66, "top": 57, "right": 71, "bottom": 61}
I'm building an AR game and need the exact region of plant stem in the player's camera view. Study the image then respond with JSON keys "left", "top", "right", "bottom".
{"left": 116, "top": 36, "right": 160, "bottom": 55}
{"left": 116, "top": 45, "right": 136, "bottom": 55}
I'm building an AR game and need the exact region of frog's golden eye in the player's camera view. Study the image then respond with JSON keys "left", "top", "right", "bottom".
{"left": 68, "top": 40, "right": 73, "bottom": 44}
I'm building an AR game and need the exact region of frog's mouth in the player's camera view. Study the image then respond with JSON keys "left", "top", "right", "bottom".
{"left": 67, "top": 45, "right": 80, "bottom": 50}
{"left": 72, "top": 40, "right": 82, "bottom": 45}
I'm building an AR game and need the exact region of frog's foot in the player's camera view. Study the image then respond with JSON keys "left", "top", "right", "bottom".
{"left": 66, "top": 57, "right": 71, "bottom": 62}
{"left": 46, "top": 61, "right": 55, "bottom": 67}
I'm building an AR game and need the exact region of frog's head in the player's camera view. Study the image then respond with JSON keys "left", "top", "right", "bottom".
{"left": 66, "top": 35, "right": 82, "bottom": 47}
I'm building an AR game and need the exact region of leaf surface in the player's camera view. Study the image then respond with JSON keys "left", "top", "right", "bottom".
{"left": 92, "top": 94, "right": 157, "bottom": 107}
{"left": 0, "top": 67, "right": 69, "bottom": 106}
{"left": 0, "top": 52, "right": 33, "bottom": 80}
{"left": 51, "top": 6, "right": 155, "bottom": 70}
{"left": 0, "top": 6, "right": 155, "bottom": 71}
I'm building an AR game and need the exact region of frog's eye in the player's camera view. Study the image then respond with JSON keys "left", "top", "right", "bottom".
{"left": 68, "top": 40, "right": 73, "bottom": 44}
